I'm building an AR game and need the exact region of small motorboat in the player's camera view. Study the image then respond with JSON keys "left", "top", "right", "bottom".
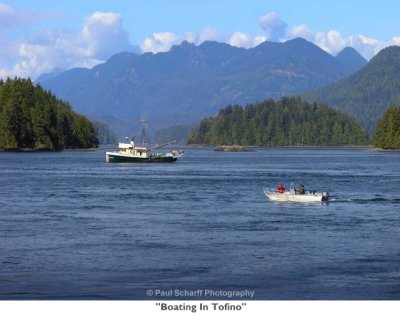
{"left": 264, "top": 182, "right": 329, "bottom": 202}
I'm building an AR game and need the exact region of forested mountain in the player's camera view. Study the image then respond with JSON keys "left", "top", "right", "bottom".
{"left": 303, "top": 46, "right": 400, "bottom": 134}
{"left": 0, "top": 78, "right": 98, "bottom": 151}
{"left": 37, "top": 38, "right": 366, "bottom": 130}
{"left": 373, "top": 106, "right": 400, "bottom": 149}
{"left": 187, "top": 97, "right": 369, "bottom": 146}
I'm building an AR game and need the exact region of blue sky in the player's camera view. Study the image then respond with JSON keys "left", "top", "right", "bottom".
{"left": 2, "top": 0, "right": 400, "bottom": 79}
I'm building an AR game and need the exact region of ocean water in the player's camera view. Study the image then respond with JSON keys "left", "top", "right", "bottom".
{"left": 0, "top": 147, "right": 399, "bottom": 300}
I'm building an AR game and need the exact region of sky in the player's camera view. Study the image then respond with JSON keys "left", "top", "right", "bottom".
{"left": 1, "top": 0, "right": 400, "bottom": 79}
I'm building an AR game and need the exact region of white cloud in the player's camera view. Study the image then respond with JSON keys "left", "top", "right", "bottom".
{"left": 140, "top": 27, "right": 229, "bottom": 54}
{"left": 391, "top": 36, "right": 400, "bottom": 45}
{"left": 290, "top": 24, "right": 314, "bottom": 42}
{"left": 198, "top": 27, "right": 224, "bottom": 43}
{"left": 229, "top": 32, "right": 250, "bottom": 48}
{"left": 229, "top": 32, "right": 266, "bottom": 48}
{"left": 141, "top": 32, "right": 180, "bottom": 53}
{"left": 258, "top": 12, "right": 287, "bottom": 41}
{"left": 81, "top": 12, "right": 136, "bottom": 59}
{"left": 140, "top": 27, "right": 266, "bottom": 54}
{"left": 288, "top": 24, "right": 396, "bottom": 59}
{"left": 0, "top": 9, "right": 139, "bottom": 79}
{"left": 346, "top": 35, "right": 385, "bottom": 59}
{"left": 10, "top": 29, "right": 103, "bottom": 78}
{"left": 253, "top": 35, "right": 267, "bottom": 46}
{"left": 184, "top": 31, "right": 198, "bottom": 44}
{"left": 0, "top": 68, "right": 10, "bottom": 78}
{"left": 183, "top": 28, "right": 224, "bottom": 45}
{"left": 256, "top": 11, "right": 396, "bottom": 57}
{"left": 314, "top": 30, "right": 347, "bottom": 55}
{"left": 0, "top": 2, "right": 56, "bottom": 76}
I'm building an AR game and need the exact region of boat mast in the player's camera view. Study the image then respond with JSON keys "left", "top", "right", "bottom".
{"left": 140, "top": 115, "right": 148, "bottom": 146}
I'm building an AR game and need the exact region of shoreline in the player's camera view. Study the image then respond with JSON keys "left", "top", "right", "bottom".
{"left": 0, "top": 147, "right": 99, "bottom": 152}
{"left": 214, "top": 145, "right": 255, "bottom": 152}
{"left": 185, "top": 144, "right": 374, "bottom": 149}
{"left": 4, "top": 146, "right": 400, "bottom": 152}
{"left": 372, "top": 147, "right": 400, "bottom": 152}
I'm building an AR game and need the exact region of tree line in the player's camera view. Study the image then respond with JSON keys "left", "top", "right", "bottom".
{"left": 187, "top": 97, "right": 370, "bottom": 146}
{"left": 0, "top": 78, "right": 98, "bottom": 151}
{"left": 373, "top": 106, "right": 400, "bottom": 149}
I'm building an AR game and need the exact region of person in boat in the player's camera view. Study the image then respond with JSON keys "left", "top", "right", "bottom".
{"left": 277, "top": 184, "right": 285, "bottom": 193}
{"left": 296, "top": 183, "right": 305, "bottom": 195}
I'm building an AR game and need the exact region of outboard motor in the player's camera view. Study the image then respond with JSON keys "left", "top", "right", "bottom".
{"left": 322, "top": 192, "right": 329, "bottom": 202}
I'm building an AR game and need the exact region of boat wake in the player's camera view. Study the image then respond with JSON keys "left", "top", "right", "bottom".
{"left": 329, "top": 197, "right": 400, "bottom": 204}
{"left": 328, "top": 197, "right": 352, "bottom": 203}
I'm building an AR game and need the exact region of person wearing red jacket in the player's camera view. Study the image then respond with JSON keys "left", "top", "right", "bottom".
{"left": 277, "top": 184, "right": 285, "bottom": 193}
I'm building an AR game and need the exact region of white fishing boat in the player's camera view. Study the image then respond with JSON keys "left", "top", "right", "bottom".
{"left": 263, "top": 182, "right": 329, "bottom": 202}
{"left": 105, "top": 116, "right": 184, "bottom": 163}
{"left": 105, "top": 139, "right": 183, "bottom": 163}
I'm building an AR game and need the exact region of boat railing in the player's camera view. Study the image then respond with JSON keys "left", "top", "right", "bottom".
{"left": 290, "top": 182, "right": 295, "bottom": 195}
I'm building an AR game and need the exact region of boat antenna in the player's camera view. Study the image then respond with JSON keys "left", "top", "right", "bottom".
{"left": 140, "top": 115, "right": 148, "bottom": 146}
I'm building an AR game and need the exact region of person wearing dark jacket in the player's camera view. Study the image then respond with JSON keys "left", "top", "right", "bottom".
{"left": 297, "top": 184, "right": 305, "bottom": 194}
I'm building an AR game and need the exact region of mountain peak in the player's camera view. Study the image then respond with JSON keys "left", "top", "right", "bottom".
{"left": 170, "top": 40, "right": 196, "bottom": 52}
{"left": 276, "top": 38, "right": 336, "bottom": 61}
{"left": 335, "top": 47, "right": 367, "bottom": 70}
{"left": 285, "top": 37, "right": 313, "bottom": 45}
{"left": 283, "top": 37, "right": 324, "bottom": 50}
{"left": 199, "top": 40, "right": 238, "bottom": 50}
{"left": 336, "top": 47, "right": 366, "bottom": 61}
{"left": 335, "top": 47, "right": 368, "bottom": 72}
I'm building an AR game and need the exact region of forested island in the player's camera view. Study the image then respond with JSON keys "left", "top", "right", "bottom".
{"left": 187, "top": 97, "right": 369, "bottom": 146}
{"left": 0, "top": 78, "right": 98, "bottom": 151}
{"left": 373, "top": 106, "right": 400, "bottom": 149}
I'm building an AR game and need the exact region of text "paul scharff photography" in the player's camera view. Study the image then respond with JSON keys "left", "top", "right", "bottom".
{"left": 146, "top": 289, "right": 255, "bottom": 298}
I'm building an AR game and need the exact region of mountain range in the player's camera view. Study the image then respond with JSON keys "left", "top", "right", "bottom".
{"left": 36, "top": 38, "right": 366, "bottom": 136}
{"left": 302, "top": 46, "right": 400, "bottom": 134}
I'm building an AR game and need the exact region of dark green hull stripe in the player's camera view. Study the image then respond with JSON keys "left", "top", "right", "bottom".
{"left": 107, "top": 155, "right": 177, "bottom": 163}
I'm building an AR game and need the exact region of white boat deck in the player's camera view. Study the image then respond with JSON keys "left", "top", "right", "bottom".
{"left": 264, "top": 188, "right": 329, "bottom": 202}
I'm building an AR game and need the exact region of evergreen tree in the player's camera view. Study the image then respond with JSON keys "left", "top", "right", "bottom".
{"left": 373, "top": 106, "right": 400, "bottom": 149}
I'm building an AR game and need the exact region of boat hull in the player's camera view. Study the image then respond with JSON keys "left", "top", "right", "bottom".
{"left": 106, "top": 152, "right": 177, "bottom": 163}
{"left": 264, "top": 189, "right": 329, "bottom": 202}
